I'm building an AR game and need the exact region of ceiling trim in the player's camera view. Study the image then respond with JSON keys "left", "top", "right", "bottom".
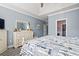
{"left": 48, "top": 6, "right": 79, "bottom": 16}
{"left": 0, "top": 4, "right": 45, "bottom": 21}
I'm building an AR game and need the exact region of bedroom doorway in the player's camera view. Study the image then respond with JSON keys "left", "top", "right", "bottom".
{"left": 57, "top": 20, "right": 66, "bottom": 36}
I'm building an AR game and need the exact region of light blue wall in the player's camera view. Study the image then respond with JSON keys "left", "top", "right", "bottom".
{"left": 48, "top": 9, "right": 79, "bottom": 38}
{"left": 0, "top": 6, "right": 45, "bottom": 47}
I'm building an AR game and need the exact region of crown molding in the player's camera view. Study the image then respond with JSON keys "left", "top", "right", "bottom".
{"left": 0, "top": 4, "right": 45, "bottom": 21}
{"left": 48, "top": 6, "right": 79, "bottom": 16}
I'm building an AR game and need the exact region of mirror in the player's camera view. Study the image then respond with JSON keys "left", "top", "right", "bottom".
{"left": 16, "top": 20, "right": 30, "bottom": 31}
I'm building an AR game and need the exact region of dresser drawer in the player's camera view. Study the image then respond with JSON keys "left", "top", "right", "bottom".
{"left": 13, "top": 31, "right": 33, "bottom": 48}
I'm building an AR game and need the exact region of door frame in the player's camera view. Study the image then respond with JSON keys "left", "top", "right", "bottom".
{"left": 56, "top": 18, "right": 67, "bottom": 36}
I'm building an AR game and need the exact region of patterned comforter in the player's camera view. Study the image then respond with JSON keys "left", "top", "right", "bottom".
{"left": 20, "top": 35, "right": 79, "bottom": 56}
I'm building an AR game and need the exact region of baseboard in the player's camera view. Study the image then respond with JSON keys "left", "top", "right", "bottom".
{"left": 8, "top": 45, "right": 13, "bottom": 48}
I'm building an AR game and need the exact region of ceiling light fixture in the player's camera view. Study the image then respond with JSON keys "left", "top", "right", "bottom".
{"left": 41, "top": 3, "right": 44, "bottom": 8}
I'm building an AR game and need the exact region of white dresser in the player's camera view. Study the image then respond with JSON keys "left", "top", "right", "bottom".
{"left": 0, "top": 30, "right": 7, "bottom": 54}
{"left": 13, "top": 30, "right": 33, "bottom": 48}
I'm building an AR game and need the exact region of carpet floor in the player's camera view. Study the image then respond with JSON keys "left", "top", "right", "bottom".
{"left": 0, "top": 47, "right": 21, "bottom": 56}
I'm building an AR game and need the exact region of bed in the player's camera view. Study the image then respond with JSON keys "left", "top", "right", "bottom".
{"left": 20, "top": 35, "right": 79, "bottom": 56}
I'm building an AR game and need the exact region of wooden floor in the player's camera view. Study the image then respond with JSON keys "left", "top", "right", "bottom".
{"left": 0, "top": 47, "right": 21, "bottom": 56}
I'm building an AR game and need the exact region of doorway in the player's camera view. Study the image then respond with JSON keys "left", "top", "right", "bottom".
{"left": 57, "top": 20, "right": 66, "bottom": 36}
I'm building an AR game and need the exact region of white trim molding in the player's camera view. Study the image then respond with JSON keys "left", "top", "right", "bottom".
{"left": 8, "top": 45, "right": 13, "bottom": 48}
{"left": 56, "top": 18, "right": 67, "bottom": 36}
{"left": 0, "top": 4, "right": 45, "bottom": 21}
{"left": 48, "top": 7, "right": 79, "bottom": 16}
